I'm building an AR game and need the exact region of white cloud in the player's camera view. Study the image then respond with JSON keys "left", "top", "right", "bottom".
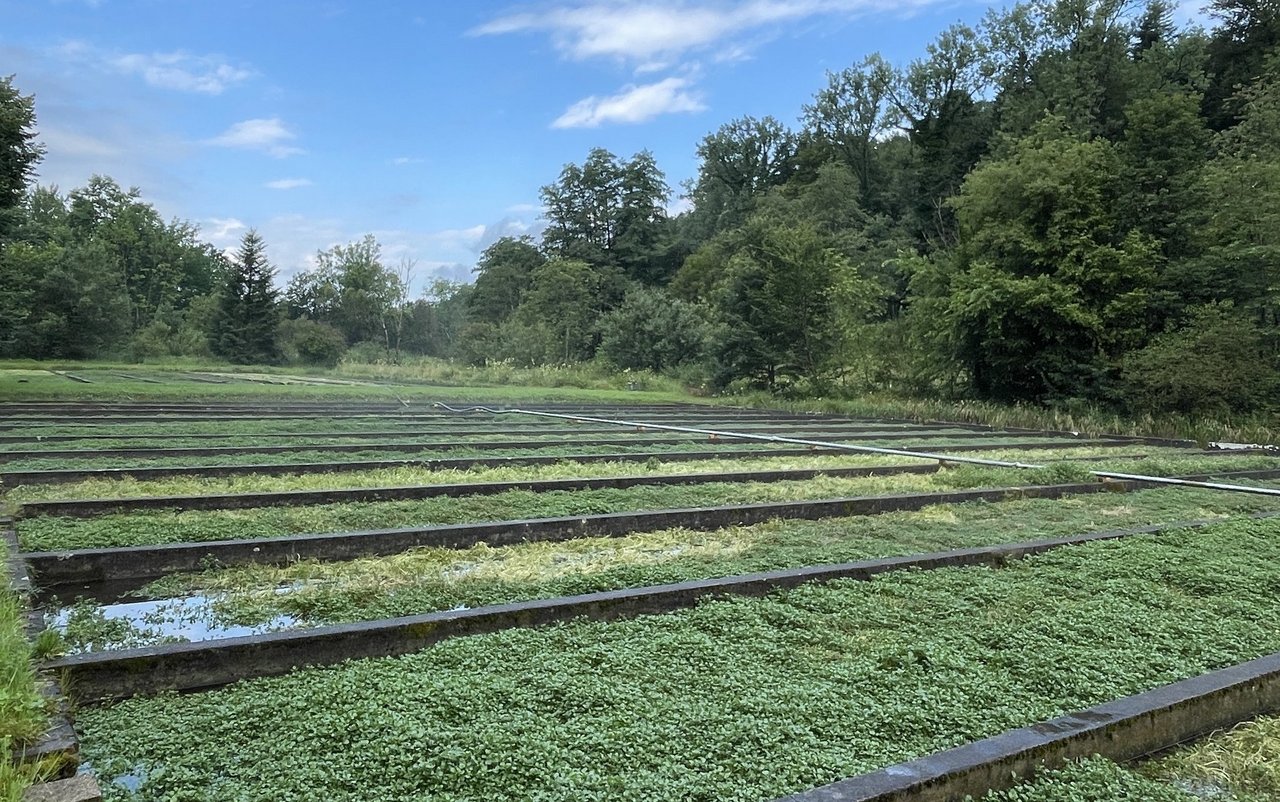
{"left": 53, "top": 41, "right": 253, "bottom": 94}
{"left": 203, "top": 217, "right": 249, "bottom": 255}
{"left": 666, "top": 196, "right": 693, "bottom": 217}
{"left": 425, "top": 224, "right": 489, "bottom": 251}
{"left": 552, "top": 77, "right": 704, "bottom": 128}
{"left": 206, "top": 118, "right": 304, "bottom": 158}
{"left": 473, "top": 1, "right": 916, "bottom": 66}
{"left": 110, "top": 51, "right": 253, "bottom": 94}
{"left": 264, "top": 177, "right": 313, "bottom": 190}
{"left": 390, "top": 156, "right": 423, "bottom": 166}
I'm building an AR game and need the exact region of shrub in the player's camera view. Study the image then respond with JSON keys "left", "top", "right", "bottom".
{"left": 280, "top": 318, "right": 347, "bottom": 368}
{"left": 598, "top": 287, "right": 711, "bottom": 373}
{"left": 1122, "top": 303, "right": 1279, "bottom": 415}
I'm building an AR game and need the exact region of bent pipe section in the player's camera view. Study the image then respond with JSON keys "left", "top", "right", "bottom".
{"left": 0, "top": 439, "right": 1138, "bottom": 486}
{"left": 26, "top": 482, "right": 1126, "bottom": 590}
{"left": 774, "top": 649, "right": 1280, "bottom": 802}
{"left": 18, "top": 464, "right": 943, "bottom": 518}
{"left": 46, "top": 514, "right": 1267, "bottom": 703}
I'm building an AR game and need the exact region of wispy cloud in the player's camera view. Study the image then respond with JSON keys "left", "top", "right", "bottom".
{"left": 553, "top": 77, "right": 704, "bottom": 128}
{"left": 203, "top": 217, "right": 249, "bottom": 255}
{"left": 206, "top": 118, "right": 304, "bottom": 158}
{"left": 390, "top": 156, "right": 423, "bottom": 166}
{"left": 264, "top": 177, "right": 313, "bottom": 190}
{"left": 38, "top": 127, "right": 123, "bottom": 159}
{"left": 473, "top": 1, "right": 909, "bottom": 67}
{"left": 56, "top": 41, "right": 253, "bottom": 94}
{"left": 111, "top": 51, "right": 253, "bottom": 94}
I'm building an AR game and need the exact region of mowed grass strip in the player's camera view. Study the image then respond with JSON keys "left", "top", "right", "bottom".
{"left": 1, "top": 419, "right": 929, "bottom": 441}
{"left": 0, "top": 435, "right": 1118, "bottom": 473}
{"left": 75, "top": 517, "right": 1280, "bottom": 802}
{"left": 109, "top": 484, "right": 1280, "bottom": 643}
{"left": 0, "top": 441, "right": 824, "bottom": 473}
{"left": 20, "top": 457, "right": 1280, "bottom": 551}
{"left": 1, "top": 445, "right": 1213, "bottom": 504}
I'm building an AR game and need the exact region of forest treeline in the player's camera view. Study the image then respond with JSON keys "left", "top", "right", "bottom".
{"left": 1, "top": 0, "right": 1278, "bottom": 415}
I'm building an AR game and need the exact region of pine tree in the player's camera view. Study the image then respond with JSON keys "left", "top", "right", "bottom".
{"left": 210, "top": 229, "right": 280, "bottom": 364}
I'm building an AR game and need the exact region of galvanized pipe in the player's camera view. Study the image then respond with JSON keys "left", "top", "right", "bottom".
{"left": 1091, "top": 471, "right": 1280, "bottom": 497}
{"left": 434, "top": 404, "right": 1280, "bottom": 499}
{"left": 432, "top": 404, "right": 1047, "bottom": 470}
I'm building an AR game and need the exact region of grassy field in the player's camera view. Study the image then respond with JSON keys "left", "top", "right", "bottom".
{"left": 50, "top": 484, "right": 1280, "bottom": 653}
{"left": 1, "top": 445, "right": 1203, "bottom": 504}
{"left": 73, "top": 518, "right": 1280, "bottom": 802}
{"left": 0, "top": 362, "right": 689, "bottom": 404}
{"left": 6, "top": 362, "right": 1280, "bottom": 801}
{"left": 6, "top": 361, "right": 1279, "bottom": 447}
{"left": 19, "top": 455, "right": 1280, "bottom": 552}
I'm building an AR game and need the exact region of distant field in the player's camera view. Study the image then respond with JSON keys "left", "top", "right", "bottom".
{"left": 3, "top": 365, "right": 1278, "bottom": 802}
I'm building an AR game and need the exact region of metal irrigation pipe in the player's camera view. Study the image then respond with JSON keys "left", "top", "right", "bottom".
{"left": 1091, "top": 471, "right": 1280, "bottom": 497}
{"left": 431, "top": 404, "right": 1046, "bottom": 470}
{"left": 433, "top": 404, "right": 1280, "bottom": 498}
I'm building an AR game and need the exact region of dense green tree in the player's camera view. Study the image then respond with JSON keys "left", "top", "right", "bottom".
{"left": 467, "top": 237, "right": 545, "bottom": 324}
{"left": 710, "top": 221, "right": 847, "bottom": 390}
{"left": 1202, "top": 0, "right": 1280, "bottom": 128}
{"left": 287, "top": 235, "right": 406, "bottom": 347}
{"left": 985, "top": 0, "right": 1137, "bottom": 140}
{"left": 399, "top": 280, "right": 471, "bottom": 358}
{"left": 1188, "top": 53, "right": 1280, "bottom": 323}
{"left": 1113, "top": 91, "right": 1210, "bottom": 262}
{"left": 689, "top": 116, "right": 799, "bottom": 236}
{"left": 1122, "top": 302, "right": 1278, "bottom": 413}
{"left": 598, "top": 287, "right": 710, "bottom": 373}
{"left": 539, "top": 148, "right": 671, "bottom": 283}
{"left": 916, "top": 118, "right": 1159, "bottom": 401}
{"left": 802, "top": 56, "right": 898, "bottom": 209}
{"left": 62, "top": 176, "right": 225, "bottom": 333}
{"left": 279, "top": 318, "right": 347, "bottom": 367}
{"left": 0, "top": 238, "right": 129, "bottom": 357}
{"left": 210, "top": 230, "right": 281, "bottom": 364}
{"left": 506, "top": 260, "right": 607, "bottom": 364}
{"left": 0, "top": 76, "right": 43, "bottom": 238}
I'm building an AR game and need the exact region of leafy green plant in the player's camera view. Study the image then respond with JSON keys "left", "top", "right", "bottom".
{"left": 19, "top": 454, "right": 1280, "bottom": 551}
{"left": 75, "top": 485, "right": 1280, "bottom": 650}
{"left": 73, "top": 518, "right": 1280, "bottom": 802}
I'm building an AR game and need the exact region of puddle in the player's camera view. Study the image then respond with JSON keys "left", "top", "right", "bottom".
{"left": 49, "top": 590, "right": 300, "bottom": 653}
{"left": 79, "top": 760, "right": 147, "bottom": 793}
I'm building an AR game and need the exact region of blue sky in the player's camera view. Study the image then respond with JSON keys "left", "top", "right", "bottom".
{"left": 0, "top": 0, "right": 1200, "bottom": 294}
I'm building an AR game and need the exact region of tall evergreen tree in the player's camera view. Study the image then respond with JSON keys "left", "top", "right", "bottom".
{"left": 211, "top": 229, "right": 280, "bottom": 364}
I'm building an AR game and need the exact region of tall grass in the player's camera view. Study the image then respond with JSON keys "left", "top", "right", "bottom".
{"left": 333, "top": 355, "right": 690, "bottom": 396}
{"left": 724, "top": 392, "right": 1280, "bottom": 446}
{"left": 0, "top": 556, "right": 51, "bottom": 800}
